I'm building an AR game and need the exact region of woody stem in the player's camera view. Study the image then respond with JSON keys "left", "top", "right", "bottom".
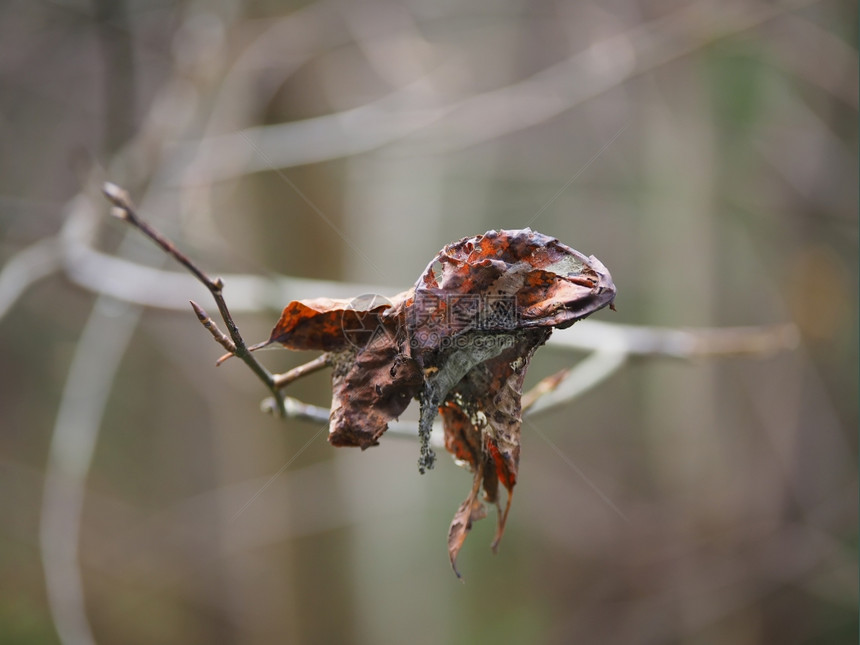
{"left": 102, "top": 182, "right": 287, "bottom": 417}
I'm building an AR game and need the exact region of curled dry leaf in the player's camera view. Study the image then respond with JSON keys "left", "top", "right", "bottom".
{"left": 259, "top": 229, "right": 616, "bottom": 576}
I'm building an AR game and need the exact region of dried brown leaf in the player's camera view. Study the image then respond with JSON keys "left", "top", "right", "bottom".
{"left": 263, "top": 229, "right": 616, "bottom": 575}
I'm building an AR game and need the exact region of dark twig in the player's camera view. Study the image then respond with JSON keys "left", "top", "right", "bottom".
{"left": 102, "top": 182, "right": 287, "bottom": 416}
{"left": 273, "top": 354, "right": 331, "bottom": 389}
{"left": 190, "top": 300, "right": 236, "bottom": 357}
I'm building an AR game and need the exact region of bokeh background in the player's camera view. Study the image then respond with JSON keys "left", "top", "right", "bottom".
{"left": 1, "top": 0, "right": 856, "bottom": 643}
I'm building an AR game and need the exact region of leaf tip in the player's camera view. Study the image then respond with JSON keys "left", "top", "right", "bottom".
{"left": 450, "top": 560, "right": 465, "bottom": 582}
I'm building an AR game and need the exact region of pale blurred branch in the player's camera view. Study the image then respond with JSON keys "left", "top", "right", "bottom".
{"left": 52, "top": 195, "right": 800, "bottom": 358}
{"left": 169, "top": 0, "right": 821, "bottom": 186}
{"left": 0, "top": 237, "right": 62, "bottom": 322}
{"left": 40, "top": 297, "right": 141, "bottom": 645}
{"left": 36, "top": 4, "right": 244, "bottom": 644}
{"left": 550, "top": 319, "right": 800, "bottom": 358}
{"left": 524, "top": 349, "right": 629, "bottom": 417}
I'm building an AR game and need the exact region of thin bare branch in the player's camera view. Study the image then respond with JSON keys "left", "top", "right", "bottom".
{"left": 273, "top": 354, "right": 331, "bottom": 389}
{"left": 103, "top": 183, "right": 215, "bottom": 290}
{"left": 102, "top": 182, "right": 287, "bottom": 416}
{"left": 524, "top": 349, "right": 629, "bottom": 417}
{"left": 259, "top": 351, "right": 628, "bottom": 443}
{"left": 260, "top": 395, "right": 328, "bottom": 423}
{"left": 549, "top": 319, "right": 799, "bottom": 358}
{"left": 521, "top": 368, "right": 571, "bottom": 413}
{"left": 190, "top": 300, "right": 236, "bottom": 357}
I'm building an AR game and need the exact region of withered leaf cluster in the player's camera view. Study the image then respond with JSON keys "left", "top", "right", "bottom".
{"left": 262, "top": 229, "right": 616, "bottom": 576}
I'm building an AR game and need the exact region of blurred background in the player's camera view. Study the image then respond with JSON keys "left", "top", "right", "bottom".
{"left": 0, "top": 0, "right": 856, "bottom": 643}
